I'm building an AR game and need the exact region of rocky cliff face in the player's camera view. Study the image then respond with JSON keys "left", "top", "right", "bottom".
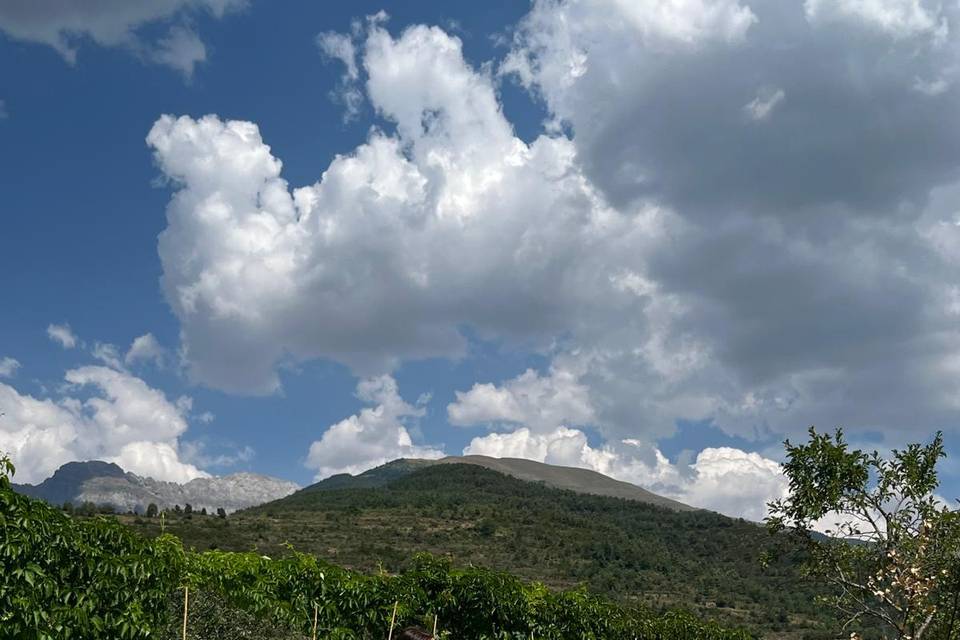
{"left": 14, "top": 461, "right": 299, "bottom": 514}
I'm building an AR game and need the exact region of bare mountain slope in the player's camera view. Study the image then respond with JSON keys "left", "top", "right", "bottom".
{"left": 303, "top": 455, "right": 694, "bottom": 511}
{"left": 435, "top": 455, "right": 695, "bottom": 511}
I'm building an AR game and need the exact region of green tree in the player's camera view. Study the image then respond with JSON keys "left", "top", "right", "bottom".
{"left": 146, "top": 503, "right": 159, "bottom": 518}
{"left": 767, "top": 428, "right": 960, "bottom": 640}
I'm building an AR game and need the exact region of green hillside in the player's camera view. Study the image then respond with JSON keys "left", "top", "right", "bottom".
{"left": 0, "top": 453, "right": 752, "bottom": 640}
{"left": 120, "top": 462, "right": 836, "bottom": 638}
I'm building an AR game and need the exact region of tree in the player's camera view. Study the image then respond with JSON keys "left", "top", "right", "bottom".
{"left": 173, "top": 504, "right": 183, "bottom": 515}
{"left": 200, "top": 507, "right": 207, "bottom": 516}
{"left": 217, "top": 507, "right": 227, "bottom": 519}
{"left": 767, "top": 428, "right": 960, "bottom": 640}
{"left": 184, "top": 503, "right": 193, "bottom": 516}
{"left": 145, "top": 503, "right": 158, "bottom": 518}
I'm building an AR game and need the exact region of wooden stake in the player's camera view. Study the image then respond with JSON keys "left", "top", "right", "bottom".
{"left": 182, "top": 586, "right": 189, "bottom": 640}
{"left": 387, "top": 601, "right": 398, "bottom": 640}
{"left": 312, "top": 603, "right": 318, "bottom": 640}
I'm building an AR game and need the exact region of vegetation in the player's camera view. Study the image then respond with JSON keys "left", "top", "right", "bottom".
{"left": 121, "top": 462, "right": 830, "bottom": 636}
{"left": 0, "top": 454, "right": 183, "bottom": 639}
{"left": 1, "top": 452, "right": 753, "bottom": 640}
{"left": 768, "top": 429, "right": 960, "bottom": 640}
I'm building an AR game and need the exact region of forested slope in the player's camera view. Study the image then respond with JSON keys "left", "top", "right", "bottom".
{"left": 122, "top": 463, "right": 833, "bottom": 637}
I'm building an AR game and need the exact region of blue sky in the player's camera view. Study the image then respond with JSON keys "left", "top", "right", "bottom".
{"left": 1, "top": 0, "right": 959, "bottom": 519}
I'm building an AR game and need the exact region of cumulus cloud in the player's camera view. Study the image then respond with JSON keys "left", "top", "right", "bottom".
{"left": 0, "top": 357, "right": 20, "bottom": 379}
{"left": 0, "top": 0, "right": 244, "bottom": 76}
{"left": 462, "top": 425, "right": 786, "bottom": 520}
{"left": 449, "top": 364, "right": 596, "bottom": 431}
{"left": 305, "top": 375, "right": 444, "bottom": 480}
{"left": 317, "top": 29, "right": 364, "bottom": 120}
{"left": 180, "top": 440, "right": 253, "bottom": 468}
{"left": 47, "top": 323, "right": 78, "bottom": 349}
{"left": 151, "top": 25, "right": 206, "bottom": 80}
{"left": 0, "top": 363, "right": 207, "bottom": 483}
{"left": 500, "top": 0, "right": 960, "bottom": 444}
{"left": 91, "top": 342, "right": 124, "bottom": 369}
{"left": 148, "top": 20, "right": 651, "bottom": 394}
{"left": 125, "top": 333, "right": 166, "bottom": 367}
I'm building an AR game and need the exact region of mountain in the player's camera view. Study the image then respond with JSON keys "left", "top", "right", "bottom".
{"left": 440, "top": 455, "right": 694, "bottom": 510}
{"left": 13, "top": 461, "right": 299, "bottom": 514}
{"left": 304, "top": 455, "right": 695, "bottom": 510}
{"left": 120, "top": 461, "right": 831, "bottom": 637}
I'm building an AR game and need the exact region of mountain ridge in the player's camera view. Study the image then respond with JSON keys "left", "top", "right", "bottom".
{"left": 13, "top": 460, "right": 299, "bottom": 514}
{"left": 302, "top": 454, "right": 695, "bottom": 511}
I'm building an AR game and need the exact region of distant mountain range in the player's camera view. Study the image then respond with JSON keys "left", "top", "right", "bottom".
{"left": 12, "top": 461, "right": 299, "bottom": 514}
{"left": 310, "top": 455, "right": 695, "bottom": 511}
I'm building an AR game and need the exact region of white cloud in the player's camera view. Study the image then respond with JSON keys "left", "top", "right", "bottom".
{"left": 913, "top": 76, "right": 950, "bottom": 96}
{"left": 151, "top": 25, "right": 206, "bottom": 80}
{"left": 0, "top": 363, "right": 206, "bottom": 484}
{"left": 109, "top": 441, "right": 208, "bottom": 483}
{"left": 47, "top": 323, "right": 78, "bottom": 349}
{"left": 0, "top": 0, "right": 244, "bottom": 75}
{"left": 501, "top": 0, "right": 756, "bottom": 110}
{"left": 0, "top": 384, "right": 79, "bottom": 484}
{"left": 676, "top": 446, "right": 787, "bottom": 520}
{"left": 743, "top": 87, "right": 786, "bottom": 121}
{"left": 0, "top": 357, "right": 20, "bottom": 379}
{"left": 125, "top": 333, "right": 166, "bottom": 367}
{"left": 317, "top": 29, "right": 364, "bottom": 120}
{"left": 804, "top": 0, "right": 947, "bottom": 40}
{"left": 317, "top": 30, "right": 359, "bottom": 79}
{"left": 181, "top": 440, "right": 253, "bottom": 467}
{"left": 463, "top": 425, "right": 786, "bottom": 520}
{"left": 91, "top": 342, "right": 124, "bottom": 369}
{"left": 452, "top": 365, "right": 788, "bottom": 520}
{"left": 148, "top": 21, "right": 651, "bottom": 394}
{"left": 448, "top": 365, "right": 596, "bottom": 431}
{"left": 305, "top": 375, "right": 444, "bottom": 480}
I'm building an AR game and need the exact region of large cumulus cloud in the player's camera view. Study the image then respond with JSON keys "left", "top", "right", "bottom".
{"left": 500, "top": 0, "right": 960, "bottom": 442}
{"left": 148, "top": 21, "right": 655, "bottom": 395}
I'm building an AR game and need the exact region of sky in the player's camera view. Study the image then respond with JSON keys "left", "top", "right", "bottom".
{"left": 1, "top": 0, "right": 959, "bottom": 521}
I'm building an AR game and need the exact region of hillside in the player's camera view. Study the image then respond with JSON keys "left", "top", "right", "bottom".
{"left": 1, "top": 456, "right": 751, "bottom": 640}
{"left": 305, "top": 456, "right": 694, "bottom": 511}
{"left": 120, "top": 462, "right": 834, "bottom": 637}
{"left": 14, "top": 460, "right": 299, "bottom": 514}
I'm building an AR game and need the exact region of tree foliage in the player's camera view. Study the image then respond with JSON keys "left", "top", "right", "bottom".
{"left": 0, "top": 453, "right": 184, "bottom": 639}
{"left": 767, "top": 428, "right": 960, "bottom": 640}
